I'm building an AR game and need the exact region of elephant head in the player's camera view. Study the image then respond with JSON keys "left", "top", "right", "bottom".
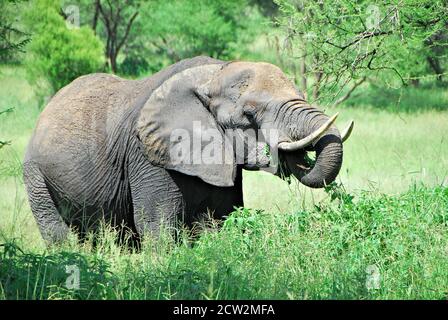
{"left": 136, "top": 60, "right": 353, "bottom": 188}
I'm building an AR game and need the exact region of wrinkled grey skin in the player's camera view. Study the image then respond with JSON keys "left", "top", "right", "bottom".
{"left": 23, "top": 56, "right": 343, "bottom": 245}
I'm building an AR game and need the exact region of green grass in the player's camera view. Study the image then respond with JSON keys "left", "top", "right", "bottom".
{"left": 1, "top": 185, "right": 447, "bottom": 299}
{"left": 1, "top": 65, "right": 447, "bottom": 299}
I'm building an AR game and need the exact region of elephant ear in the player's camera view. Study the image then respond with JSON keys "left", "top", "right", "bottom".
{"left": 136, "top": 64, "right": 236, "bottom": 187}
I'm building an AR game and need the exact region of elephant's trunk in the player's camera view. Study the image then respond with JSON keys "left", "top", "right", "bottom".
{"left": 280, "top": 107, "right": 343, "bottom": 188}
{"left": 298, "top": 128, "right": 343, "bottom": 188}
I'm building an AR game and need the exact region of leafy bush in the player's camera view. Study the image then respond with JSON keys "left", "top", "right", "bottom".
{"left": 23, "top": 0, "right": 103, "bottom": 95}
{"left": 118, "top": 53, "right": 150, "bottom": 78}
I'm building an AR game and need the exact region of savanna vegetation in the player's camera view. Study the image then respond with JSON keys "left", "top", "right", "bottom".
{"left": 0, "top": 0, "right": 447, "bottom": 300}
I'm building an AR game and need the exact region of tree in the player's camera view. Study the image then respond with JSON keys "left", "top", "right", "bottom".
{"left": 424, "top": 22, "right": 448, "bottom": 83}
{"left": 58, "top": 0, "right": 269, "bottom": 77}
{"left": 23, "top": 0, "right": 104, "bottom": 95}
{"left": 275, "top": 0, "right": 448, "bottom": 104}
{"left": 0, "top": 0, "right": 30, "bottom": 63}
{"left": 122, "top": 0, "right": 265, "bottom": 74}
{"left": 144, "top": 0, "right": 255, "bottom": 60}
{"left": 96, "top": 0, "right": 140, "bottom": 73}
{"left": 59, "top": 0, "right": 141, "bottom": 74}
{"left": 250, "top": 0, "right": 279, "bottom": 18}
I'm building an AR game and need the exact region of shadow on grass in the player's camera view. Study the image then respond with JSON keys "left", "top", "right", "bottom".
{"left": 0, "top": 241, "right": 116, "bottom": 299}
{"left": 0, "top": 239, "right": 252, "bottom": 300}
{"left": 0, "top": 237, "right": 370, "bottom": 300}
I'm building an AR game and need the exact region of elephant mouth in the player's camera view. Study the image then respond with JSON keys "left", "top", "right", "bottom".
{"left": 273, "top": 109, "right": 353, "bottom": 188}
{"left": 277, "top": 149, "right": 316, "bottom": 178}
{"left": 279, "top": 132, "right": 343, "bottom": 188}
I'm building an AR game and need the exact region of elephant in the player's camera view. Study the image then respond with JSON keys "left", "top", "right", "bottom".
{"left": 23, "top": 56, "right": 353, "bottom": 245}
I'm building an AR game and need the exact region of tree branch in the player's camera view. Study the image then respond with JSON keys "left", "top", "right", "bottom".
{"left": 333, "top": 76, "right": 366, "bottom": 107}
{"left": 92, "top": 0, "right": 100, "bottom": 33}
{"left": 325, "top": 30, "right": 393, "bottom": 52}
{"left": 116, "top": 11, "right": 139, "bottom": 54}
{"left": 0, "top": 140, "right": 11, "bottom": 149}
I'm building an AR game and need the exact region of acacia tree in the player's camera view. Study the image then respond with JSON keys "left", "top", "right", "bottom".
{"left": 275, "top": 0, "right": 448, "bottom": 104}
{"left": 0, "top": 0, "right": 30, "bottom": 63}
{"left": 1, "top": 0, "right": 29, "bottom": 149}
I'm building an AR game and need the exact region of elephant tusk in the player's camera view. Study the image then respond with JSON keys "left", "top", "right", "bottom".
{"left": 278, "top": 113, "right": 339, "bottom": 152}
{"left": 341, "top": 120, "right": 354, "bottom": 143}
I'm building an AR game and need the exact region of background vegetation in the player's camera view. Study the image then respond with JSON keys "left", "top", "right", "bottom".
{"left": 0, "top": 0, "right": 447, "bottom": 300}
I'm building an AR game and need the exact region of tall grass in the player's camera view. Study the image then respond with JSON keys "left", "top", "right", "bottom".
{"left": 1, "top": 185, "right": 447, "bottom": 299}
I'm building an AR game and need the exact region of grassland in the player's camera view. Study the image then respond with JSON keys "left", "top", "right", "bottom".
{"left": 0, "top": 66, "right": 447, "bottom": 299}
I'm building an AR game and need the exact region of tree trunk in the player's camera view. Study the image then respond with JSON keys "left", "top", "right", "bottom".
{"left": 300, "top": 55, "right": 308, "bottom": 100}
{"left": 110, "top": 52, "right": 118, "bottom": 73}
{"left": 427, "top": 56, "right": 444, "bottom": 82}
{"left": 313, "top": 71, "right": 323, "bottom": 101}
{"left": 92, "top": 0, "right": 100, "bottom": 34}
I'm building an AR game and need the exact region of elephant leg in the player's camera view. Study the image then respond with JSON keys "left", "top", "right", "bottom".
{"left": 23, "top": 163, "right": 70, "bottom": 244}
{"left": 206, "top": 167, "right": 244, "bottom": 221}
{"left": 128, "top": 158, "right": 184, "bottom": 238}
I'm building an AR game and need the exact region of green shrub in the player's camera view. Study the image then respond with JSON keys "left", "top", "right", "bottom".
{"left": 23, "top": 0, "right": 103, "bottom": 95}
{"left": 118, "top": 54, "right": 149, "bottom": 78}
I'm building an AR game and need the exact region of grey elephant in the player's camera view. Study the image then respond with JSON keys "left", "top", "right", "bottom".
{"left": 23, "top": 56, "right": 353, "bottom": 245}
